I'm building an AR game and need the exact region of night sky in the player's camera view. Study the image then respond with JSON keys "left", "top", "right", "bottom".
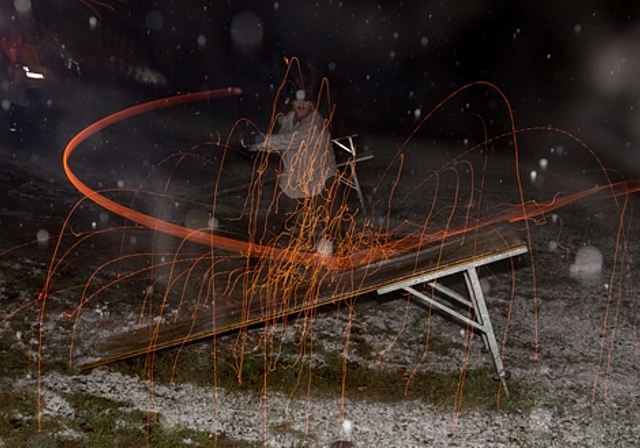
{"left": 3, "top": 0, "right": 640, "bottom": 169}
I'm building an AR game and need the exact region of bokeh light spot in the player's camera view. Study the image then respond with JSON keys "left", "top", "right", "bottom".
{"left": 146, "top": 10, "right": 164, "bottom": 31}
{"left": 231, "top": 11, "right": 264, "bottom": 51}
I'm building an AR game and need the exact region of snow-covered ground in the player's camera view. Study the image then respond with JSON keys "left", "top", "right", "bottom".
{"left": 1, "top": 79, "right": 639, "bottom": 447}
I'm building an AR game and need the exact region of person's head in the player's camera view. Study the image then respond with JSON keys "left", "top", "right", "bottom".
{"left": 292, "top": 89, "right": 315, "bottom": 121}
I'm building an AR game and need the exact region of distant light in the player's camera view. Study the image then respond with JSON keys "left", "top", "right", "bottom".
{"left": 14, "top": 0, "right": 31, "bottom": 14}
{"left": 591, "top": 43, "right": 628, "bottom": 95}
{"left": 23, "top": 66, "right": 44, "bottom": 80}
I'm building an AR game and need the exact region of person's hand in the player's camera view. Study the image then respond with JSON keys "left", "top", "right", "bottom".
{"left": 241, "top": 132, "right": 265, "bottom": 150}
{"left": 252, "top": 132, "right": 265, "bottom": 145}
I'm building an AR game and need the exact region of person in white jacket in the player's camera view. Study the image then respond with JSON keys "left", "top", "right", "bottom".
{"left": 247, "top": 88, "right": 341, "bottom": 247}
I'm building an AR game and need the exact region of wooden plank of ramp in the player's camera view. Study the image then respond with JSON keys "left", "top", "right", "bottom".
{"left": 76, "top": 225, "right": 527, "bottom": 370}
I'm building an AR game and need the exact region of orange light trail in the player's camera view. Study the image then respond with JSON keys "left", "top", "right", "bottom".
{"left": 62, "top": 86, "right": 640, "bottom": 273}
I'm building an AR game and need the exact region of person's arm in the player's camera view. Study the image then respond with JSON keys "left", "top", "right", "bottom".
{"left": 261, "top": 112, "right": 326, "bottom": 154}
{"left": 247, "top": 112, "right": 295, "bottom": 153}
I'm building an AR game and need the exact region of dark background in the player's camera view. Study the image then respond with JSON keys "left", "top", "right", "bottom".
{"left": 2, "top": 0, "right": 640, "bottom": 174}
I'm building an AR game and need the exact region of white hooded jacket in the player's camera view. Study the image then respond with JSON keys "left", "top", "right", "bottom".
{"left": 260, "top": 108, "right": 337, "bottom": 199}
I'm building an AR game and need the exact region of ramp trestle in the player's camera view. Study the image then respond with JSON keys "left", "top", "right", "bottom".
{"left": 377, "top": 242, "right": 527, "bottom": 398}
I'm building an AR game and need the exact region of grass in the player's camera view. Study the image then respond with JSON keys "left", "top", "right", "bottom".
{"left": 112, "top": 335, "right": 534, "bottom": 412}
{"left": 0, "top": 385, "right": 256, "bottom": 447}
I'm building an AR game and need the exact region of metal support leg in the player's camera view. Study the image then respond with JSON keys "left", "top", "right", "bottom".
{"left": 464, "top": 267, "right": 510, "bottom": 398}
{"left": 401, "top": 270, "right": 510, "bottom": 398}
{"left": 339, "top": 161, "right": 367, "bottom": 211}
{"left": 333, "top": 135, "right": 371, "bottom": 211}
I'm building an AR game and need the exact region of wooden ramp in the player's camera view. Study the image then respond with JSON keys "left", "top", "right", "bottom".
{"left": 76, "top": 224, "right": 528, "bottom": 394}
